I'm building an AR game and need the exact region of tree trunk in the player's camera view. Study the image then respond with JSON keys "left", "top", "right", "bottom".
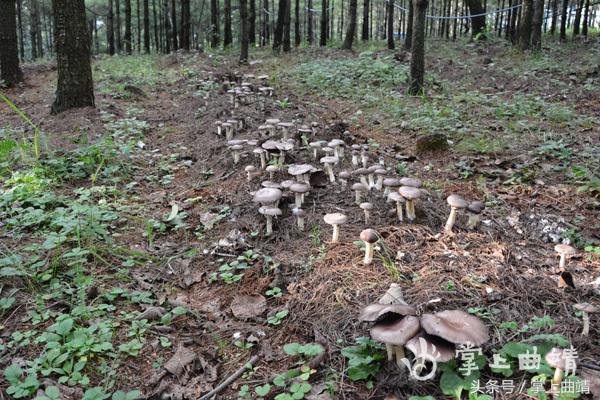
{"left": 408, "top": 0, "right": 427, "bottom": 95}
{"left": 404, "top": 0, "right": 413, "bottom": 49}
{"left": 320, "top": 0, "right": 327, "bottom": 45}
{"left": 116, "top": 0, "right": 122, "bottom": 52}
{"left": 307, "top": 0, "right": 313, "bottom": 43}
{"left": 387, "top": 0, "right": 394, "bottom": 48}
{"left": 467, "top": 0, "right": 486, "bottom": 38}
{"left": 250, "top": 0, "right": 256, "bottom": 43}
{"left": 153, "top": 0, "right": 159, "bottom": 50}
{"left": 452, "top": 0, "right": 459, "bottom": 39}
{"left": 240, "top": 0, "right": 249, "bottom": 62}
{"left": 164, "top": 0, "right": 171, "bottom": 52}
{"left": 273, "top": 0, "right": 286, "bottom": 51}
{"left": 559, "top": 0, "right": 568, "bottom": 40}
{"left": 224, "top": 0, "right": 232, "bottom": 46}
{"left": 29, "top": 0, "right": 39, "bottom": 58}
{"left": 531, "top": 0, "right": 544, "bottom": 50}
{"left": 572, "top": 0, "right": 582, "bottom": 35}
{"left": 211, "top": 0, "right": 219, "bottom": 47}
{"left": 0, "top": 0, "right": 23, "bottom": 87}
{"left": 171, "top": 0, "right": 178, "bottom": 49}
{"left": 107, "top": 0, "right": 115, "bottom": 54}
{"left": 295, "top": 0, "right": 301, "bottom": 45}
{"left": 125, "top": 0, "right": 132, "bottom": 54}
{"left": 361, "top": 0, "right": 369, "bottom": 40}
{"left": 16, "top": 0, "right": 24, "bottom": 60}
{"left": 51, "top": 0, "right": 94, "bottom": 113}
{"left": 550, "top": 0, "right": 558, "bottom": 34}
{"left": 283, "top": 0, "right": 291, "bottom": 50}
{"left": 180, "top": 0, "right": 190, "bottom": 49}
{"left": 581, "top": 0, "right": 590, "bottom": 36}
{"left": 262, "top": 0, "right": 270, "bottom": 45}
{"left": 518, "top": 0, "right": 533, "bottom": 49}
{"left": 341, "top": 0, "right": 357, "bottom": 49}
{"left": 144, "top": 0, "right": 150, "bottom": 52}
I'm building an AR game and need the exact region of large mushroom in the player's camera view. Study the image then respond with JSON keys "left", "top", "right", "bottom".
{"left": 398, "top": 186, "right": 421, "bottom": 222}
{"left": 387, "top": 192, "right": 405, "bottom": 222}
{"left": 288, "top": 164, "right": 315, "bottom": 184}
{"left": 545, "top": 348, "right": 567, "bottom": 391}
{"left": 290, "top": 183, "right": 310, "bottom": 208}
{"left": 360, "top": 228, "right": 378, "bottom": 265}
{"left": 323, "top": 213, "right": 347, "bottom": 243}
{"left": 252, "top": 188, "right": 282, "bottom": 207}
{"left": 400, "top": 177, "right": 422, "bottom": 188}
{"left": 555, "top": 244, "right": 576, "bottom": 271}
{"left": 406, "top": 331, "right": 456, "bottom": 377}
{"left": 420, "top": 310, "right": 490, "bottom": 347}
{"left": 320, "top": 156, "right": 339, "bottom": 183}
{"left": 444, "top": 195, "right": 468, "bottom": 233}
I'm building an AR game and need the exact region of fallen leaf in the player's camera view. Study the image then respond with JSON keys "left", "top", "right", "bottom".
{"left": 164, "top": 344, "right": 197, "bottom": 376}
{"left": 230, "top": 295, "right": 267, "bottom": 319}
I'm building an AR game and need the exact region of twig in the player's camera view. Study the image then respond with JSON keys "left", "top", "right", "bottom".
{"left": 199, "top": 355, "right": 260, "bottom": 400}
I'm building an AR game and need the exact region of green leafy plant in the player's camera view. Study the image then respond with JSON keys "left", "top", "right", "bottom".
{"left": 340, "top": 337, "right": 385, "bottom": 381}
{"left": 267, "top": 309, "right": 289, "bottom": 325}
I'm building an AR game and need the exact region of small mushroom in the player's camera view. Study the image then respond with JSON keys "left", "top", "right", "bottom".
{"left": 444, "top": 194, "right": 468, "bottom": 233}
{"left": 222, "top": 122, "right": 234, "bottom": 140}
{"left": 352, "top": 183, "right": 367, "bottom": 204}
{"left": 323, "top": 213, "right": 347, "bottom": 243}
{"left": 574, "top": 303, "right": 598, "bottom": 336}
{"left": 339, "top": 171, "right": 351, "bottom": 188}
{"left": 367, "top": 165, "right": 378, "bottom": 189}
{"left": 354, "top": 168, "right": 369, "bottom": 188}
{"left": 555, "top": 244, "right": 576, "bottom": 271}
{"left": 466, "top": 201, "right": 485, "bottom": 229}
{"left": 266, "top": 165, "right": 280, "bottom": 180}
{"left": 329, "top": 139, "right": 346, "bottom": 159}
{"left": 545, "top": 348, "right": 567, "bottom": 390}
{"left": 360, "top": 202, "right": 374, "bottom": 224}
{"left": 259, "top": 206, "right": 282, "bottom": 235}
{"left": 252, "top": 188, "right": 282, "bottom": 207}
{"left": 320, "top": 156, "right": 339, "bottom": 183}
{"left": 290, "top": 183, "right": 310, "bottom": 207}
{"left": 245, "top": 165, "right": 258, "bottom": 181}
{"left": 292, "top": 208, "right": 306, "bottom": 231}
{"left": 387, "top": 192, "right": 405, "bottom": 222}
{"left": 374, "top": 168, "right": 387, "bottom": 191}
{"left": 309, "top": 141, "right": 323, "bottom": 160}
{"left": 400, "top": 177, "right": 422, "bottom": 188}
{"left": 253, "top": 148, "right": 267, "bottom": 169}
{"left": 398, "top": 186, "right": 421, "bottom": 222}
{"left": 230, "top": 144, "right": 244, "bottom": 164}
{"left": 360, "top": 228, "right": 378, "bottom": 265}
{"left": 277, "top": 122, "right": 294, "bottom": 140}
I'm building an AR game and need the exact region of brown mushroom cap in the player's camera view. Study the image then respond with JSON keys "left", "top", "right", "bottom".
{"left": 420, "top": 310, "right": 489, "bottom": 346}
{"left": 383, "top": 178, "right": 402, "bottom": 188}
{"left": 360, "top": 229, "right": 378, "bottom": 244}
{"left": 370, "top": 316, "right": 421, "bottom": 346}
{"left": 398, "top": 186, "right": 421, "bottom": 200}
{"left": 359, "top": 303, "right": 417, "bottom": 322}
{"left": 447, "top": 195, "right": 468, "bottom": 208}
{"left": 320, "top": 156, "right": 339, "bottom": 164}
{"left": 339, "top": 171, "right": 352, "bottom": 179}
{"left": 261, "top": 181, "right": 282, "bottom": 189}
{"left": 323, "top": 213, "right": 347, "bottom": 225}
{"left": 387, "top": 192, "right": 405, "bottom": 203}
{"left": 400, "top": 177, "right": 422, "bottom": 188}
{"left": 555, "top": 244, "right": 577, "bottom": 255}
{"left": 352, "top": 183, "right": 368, "bottom": 191}
{"left": 545, "top": 348, "right": 566, "bottom": 370}
{"left": 406, "top": 332, "right": 456, "bottom": 363}
{"left": 574, "top": 303, "right": 599, "bottom": 313}
{"left": 468, "top": 201, "right": 485, "bottom": 214}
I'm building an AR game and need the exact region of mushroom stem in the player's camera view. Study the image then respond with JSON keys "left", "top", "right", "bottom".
{"left": 364, "top": 210, "right": 370, "bottom": 225}
{"left": 260, "top": 154, "right": 266, "bottom": 170}
{"left": 559, "top": 254, "right": 567, "bottom": 270}
{"left": 352, "top": 154, "right": 359, "bottom": 166}
{"left": 340, "top": 178, "right": 347, "bottom": 188}
{"left": 444, "top": 207, "right": 458, "bottom": 233}
{"left": 313, "top": 148, "right": 319, "bottom": 160}
{"left": 279, "top": 153, "right": 285, "bottom": 165}
{"left": 582, "top": 312, "right": 590, "bottom": 336}
{"left": 368, "top": 174, "right": 375, "bottom": 189}
{"left": 396, "top": 202, "right": 404, "bottom": 222}
{"left": 326, "top": 164, "right": 335, "bottom": 183}
{"left": 406, "top": 200, "right": 416, "bottom": 221}
{"left": 385, "top": 344, "right": 394, "bottom": 361}
{"left": 295, "top": 193, "right": 303, "bottom": 208}
{"left": 376, "top": 176, "right": 384, "bottom": 191}
{"left": 364, "top": 242, "right": 374, "bottom": 265}
{"left": 332, "top": 224, "right": 340, "bottom": 243}
{"left": 246, "top": 172, "right": 253, "bottom": 182}
{"left": 467, "top": 214, "right": 480, "bottom": 229}
{"left": 394, "top": 346, "right": 406, "bottom": 368}
{"left": 355, "top": 190, "right": 362, "bottom": 204}
{"left": 360, "top": 176, "right": 369, "bottom": 188}
{"left": 552, "top": 367, "right": 564, "bottom": 388}
{"left": 226, "top": 128, "right": 233, "bottom": 141}
{"left": 233, "top": 151, "right": 240, "bottom": 164}
{"left": 265, "top": 216, "right": 273, "bottom": 235}
{"left": 297, "top": 216, "right": 305, "bottom": 231}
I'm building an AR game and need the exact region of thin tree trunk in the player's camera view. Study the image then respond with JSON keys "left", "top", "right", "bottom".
{"left": 108, "top": 0, "right": 115, "bottom": 54}
{"left": 224, "top": 0, "right": 233, "bottom": 46}
{"left": 518, "top": 0, "right": 533, "bottom": 48}
{"left": 180, "top": 0, "right": 190, "bottom": 49}
{"left": 559, "top": 0, "right": 568, "bottom": 40}
{"left": 307, "top": 0, "right": 313, "bottom": 43}
{"left": 361, "top": 0, "right": 369, "bottom": 39}
{"left": 164, "top": 0, "right": 171, "bottom": 52}
{"left": 467, "top": 0, "right": 486, "bottom": 38}
{"left": 409, "top": 0, "right": 427, "bottom": 95}
{"left": 320, "top": 0, "right": 327, "bottom": 45}
{"left": 51, "top": 0, "right": 94, "bottom": 113}
{"left": 295, "top": 0, "right": 301, "bottom": 45}
{"left": 16, "top": 0, "right": 24, "bottom": 60}
{"left": 550, "top": 0, "right": 558, "bottom": 34}
{"left": 0, "top": 0, "right": 23, "bottom": 87}
{"left": 342, "top": 0, "right": 357, "bottom": 48}
{"left": 404, "top": 0, "right": 413, "bottom": 49}
{"left": 284, "top": 0, "right": 291, "bottom": 50}
{"left": 125, "top": 0, "right": 132, "bottom": 54}
{"left": 581, "top": 0, "right": 590, "bottom": 36}
{"left": 171, "top": 0, "right": 178, "bottom": 49}
{"left": 211, "top": 0, "right": 219, "bottom": 47}
{"left": 240, "top": 0, "right": 249, "bottom": 62}
{"left": 573, "top": 0, "right": 583, "bottom": 35}
{"left": 136, "top": 0, "right": 141, "bottom": 50}
{"left": 30, "top": 0, "right": 39, "bottom": 59}
{"left": 531, "top": 0, "right": 544, "bottom": 49}
{"left": 153, "top": 0, "right": 159, "bottom": 50}
{"left": 387, "top": 0, "right": 394, "bottom": 48}
{"left": 116, "top": 0, "right": 122, "bottom": 51}
{"left": 250, "top": 0, "right": 256, "bottom": 43}
{"left": 273, "top": 0, "right": 286, "bottom": 51}
{"left": 452, "top": 0, "right": 459, "bottom": 39}
{"left": 144, "top": 0, "right": 150, "bottom": 52}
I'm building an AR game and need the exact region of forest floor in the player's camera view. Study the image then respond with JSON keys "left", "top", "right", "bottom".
{"left": 1, "top": 36, "right": 599, "bottom": 400}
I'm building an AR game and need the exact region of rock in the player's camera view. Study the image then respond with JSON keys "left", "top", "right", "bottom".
{"left": 415, "top": 134, "right": 449, "bottom": 155}
{"left": 230, "top": 295, "right": 267, "bottom": 319}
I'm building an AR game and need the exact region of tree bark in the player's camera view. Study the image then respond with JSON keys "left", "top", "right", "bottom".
{"left": 224, "top": 0, "right": 233, "bottom": 46}
{"left": 518, "top": 0, "right": 533, "bottom": 49}
{"left": 16, "top": 0, "right": 24, "bottom": 60}
{"left": 107, "top": 0, "right": 115, "bottom": 54}
{"left": 361, "top": 0, "right": 369, "bottom": 40}
{"left": 153, "top": 0, "right": 159, "bottom": 50}
{"left": 116, "top": 0, "right": 122, "bottom": 52}
{"left": 531, "top": 0, "right": 544, "bottom": 50}
{"left": 581, "top": 0, "right": 590, "bottom": 36}
{"left": 164, "top": 0, "right": 171, "bottom": 52}
{"left": 387, "top": 0, "right": 394, "bottom": 48}
{"left": 572, "top": 0, "right": 582, "bottom": 35}
{"left": 249, "top": 0, "right": 256, "bottom": 43}
{"left": 320, "top": 0, "right": 327, "bottom": 45}
{"left": 307, "top": 0, "right": 313, "bottom": 43}
{"left": 273, "top": 0, "right": 286, "bottom": 51}
{"left": 408, "top": 0, "right": 427, "bottom": 95}
{"left": 0, "top": 0, "right": 23, "bottom": 87}
{"left": 294, "top": 0, "right": 301, "bottom": 45}
{"left": 51, "top": 0, "right": 94, "bottom": 113}
{"left": 240, "top": 0, "right": 249, "bottom": 62}
{"left": 283, "top": 0, "right": 291, "bottom": 50}
{"left": 180, "top": 0, "right": 190, "bottom": 49}
{"left": 341, "top": 0, "right": 357, "bottom": 49}
{"left": 125, "top": 0, "right": 132, "bottom": 54}
{"left": 211, "top": 0, "right": 219, "bottom": 47}
{"left": 550, "top": 0, "right": 558, "bottom": 34}
{"left": 404, "top": 0, "right": 413, "bottom": 49}
{"left": 467, "top": 0, "right": 486, "bottom": 38}
{"left": 559, "top": 0, "right": 568, "bottom": 40}
{"left": 144, "top": 0, "right": 150, "bottom": 52}
{"left": 171, "top": 0, "right": 178, "bottom": 49}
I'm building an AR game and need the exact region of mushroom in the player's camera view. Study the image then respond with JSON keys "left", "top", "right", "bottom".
{"left": 360, "top": 228, "right": 378, "bottom": 265}
{"left": 339, "top": 171, "right": 351, "bottom": 188}
{"left": 329, "top": 139, "right": 346, "bottom": 159}
{"left": 383, "top": 177, "right": 401, "bottom": 197}
{"left": 351, "top": 150, "right": 360, "bottom": 166}
{"left": 259, "top": 206, "right": 282, "bottom": 236}
{"left": 371, "top": 316, "right": 421, "bottom": 367}
{"left": 292, "top": 208, "right": 306, "bottom": 231}
{"left": 361, "top": 150, "right": 369, "bottom": 168}
{"left": 276, "top": 142, "right": 294, "bottom": 164}
{"left": 252, "top": 188, "right": 282, "bottom": 207}
{"left": 387, "top": 192, "right": 405, "bottom": 222}
{"left": 298, "top": 126, "right": 313, "bottom": 142}
{"left": 290, "top": 183, "right": 310, "bottom": 207}
{"left": 466, "top": 201, "right": 485, "bottom": 229}
{"left": 354, "top": 168, "right": 369, "bottom": 188}
{"left": 555, "top": 244, "right": 576, "bottom": 271}
{"left": 406, "top": 332, "right": 456, "bottom": 376}
{"left": 398, "top": 186, "right": 421, "bottom": 222}
{"left": 253, "top": 148, "right": 267, "bottom": 169}
{"left": 288, "top": 164, "right": 315, "bottom": 184}
{"left": 230, "top": 144, "right": 244, "bottom": 164}
{"left": 323, "top": 213, "right": 347, "bottom": 243}
{"left": 444, "top": 194, "right": 468, "bottom": 233}
{"left": 360, "top": 202, "right": 374, "bottom": 224}
{"left": 309, "top": 141, "right": 323, "bottom": 160}
{"left": 245, "top": 165, "right": 258, "bottom": 181}
{"left": 374, "top": 168, "right": 386, "bottom": 191}
{"left": 545, "top": 348, "right": 567, "bottom": 390}
{"left": 261, "top": 180, "right": 282, "bottom": 189}
{"left": 320, "top": 156, "right": 338, "bottom": 183}
{"left": 574, "top": 303, "right": 598, "bottom": 336}
{"left": 352, "top": 183, "right": 367, "bottom": 204}
{"left": 400, "top": 177, "right": 422, "bottom": 188}
{"left": 277, "top": 122, "right": 294, "bottom": 140}
{"left": 214, "top": 120, "right": 223, "bottom": 136}
{"left": 280, "top": 179, "right": 296, "bottom": 190}
{"left": 367, "top": 165, "right": 379, "bottom": 189}
{"left": 266, "top": 165, "right": 280, "bottom": 180}
{"left": 222, "top": 122, "right": 234, "bottom": 140}
{"left": 420, "top": 310, "right": 490, "bottom": 347}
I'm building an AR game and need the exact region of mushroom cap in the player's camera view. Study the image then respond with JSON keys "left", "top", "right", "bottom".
{"left": 375, "top": 168, "right": 387, "bottom": 176}
{"left": 252, "top": 188, "right": 282, "bottom": 203}
{"left": 298, "top": 126, "right": 313, "bottom": 133}
{"left": 265, "top": 118, "right": 281, "bottom": 125}
{"left": 388, "top": 192, "right": 405, "bottom": 203}
{"left": 398, "top": 186, "right": 422, "bottom": 200}
{"left": 329, "top": 139, "right": 345, "bottom": 147}
{"left": 257, "top": 75, "right": 269, "bottom": 80}
{"left": 383, "top": 178, "right": 402, "bottom": 187}
{"left": 323, "top": 213, "right": 347, "bottom": 225}
{"left": 368, "top": 165, "right": 379, "bottom": 173}
{"left": 230, "top": 144, "right": 244, "bottom": 151}
{"left": 278, "top": 122, "right": 294, "bottom": 128}
{"left": 276, "top": 142, "right": 294, "bottom": 151}
{"left": 320, "top": 156, "right": 338, "bottom": 164}
{"left": 309, "top": 141, "right": 323, "bottom": 148}
{"left": 221, "top": 122, "right": 233, "bottom": 128}
{"left": 555, "top": 244, "right": 577, "bottom": 255}
{"left": 245, "top": 165, "right": 257, "bottom": 172}
{"left": 262, "top": 140, "right": 280, "bottom": 150}
{"left": 226, "top": 119, "right": 238, "bottom": 125}
{"left": 370, "top": 316, "right": 421, "bottom": 346}
{"left": 406, "top": 332, "right": 456, "bottom": 363}
{"left": 259, "top": 206, "right": 282, "bottom": 216}
{"left": 261, "top": 181, "right": 282, "bottom": 189}
{"left": 227, "top": 139, "right": 246, "bottom": 146}
{"left": 360, "top": 202, "right": 374, "bottom": 210}
{"left": 360, "top": 228, "right": 378, "bottom": 243}
{"left": 354, "top": 167, "right": 368, "bottom": 176}
{"left": 280, "top": 180, "right": 296, "bottom": 189}
{"left": 322, "top": 147, "right": 335, "bottom": 154}
{"left": 359, "top": 303, "right": 417, "bottom": 322}
{"left": 288, "top": 164, "right": 315, "bottom": 176}
{"left": 400, "top": 177, "right": 422, "bottom": 188}
{"left": 468, "top": 201, "right": 485, "bottom": 214}
{"left": 574, "top": 302, "right": 599, "bottom": 313}
{"left": 420, "top": 310, "right": 489, "bottom": 346}
{"left": 447, "top": 194, "right": 468, "bottom": 208}
{"left": 352, "top": 183, "right": 367, "bottom": 191}
{"left": 545, "top": 348, "right": 566, "bottom": 370}
{"left": 339, "top": 171, "right": 351, "bottom": 179}
{"left": 290, "top": 183, "right": 310, "bottom": 193}
{"left": 265, "top": 165, "right": 280, "bottom": 173}
{"left": 292, "top": 208, "right": 305, "bottom": 217}
{"left": 253, "top": 148, "right": 265, "bottom": 155}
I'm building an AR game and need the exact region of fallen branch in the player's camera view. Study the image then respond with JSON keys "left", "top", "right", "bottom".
{"left": 199, "top": 354, "right": 260, "bottom": 400}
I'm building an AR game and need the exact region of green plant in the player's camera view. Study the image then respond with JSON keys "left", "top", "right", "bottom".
{"left": 340, "top": 337, "right": 385, "bottom": 381}
{"left": 267, "top": 309, "right": 289, "bottom": 325}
